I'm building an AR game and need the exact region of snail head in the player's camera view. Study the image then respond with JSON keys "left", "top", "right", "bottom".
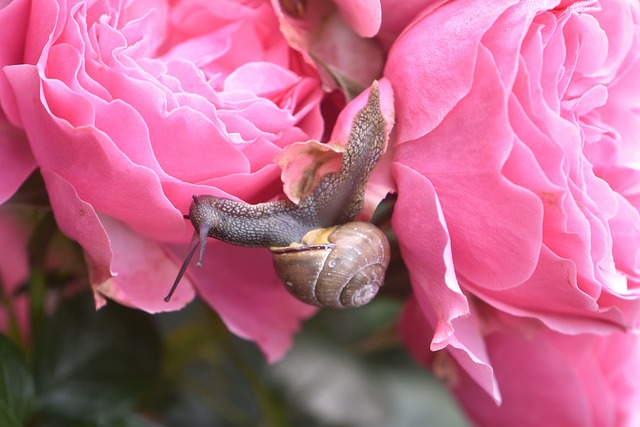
{"left": 164, "top": 195, "right": 217, "bottom": 302}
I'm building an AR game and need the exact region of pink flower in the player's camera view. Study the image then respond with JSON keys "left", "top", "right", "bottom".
{"left": 401, "top": 297, "right": 640, "bottom": 427}
{"left": 0, "top": 0, "right": 332, "bottom": 361}
{"left": 387, "top": 0, "right": 640, "bottom": 410}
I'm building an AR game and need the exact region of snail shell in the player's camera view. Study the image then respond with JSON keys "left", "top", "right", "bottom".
{"left": 270, "top": 222, "right": 390, "bottom": 309}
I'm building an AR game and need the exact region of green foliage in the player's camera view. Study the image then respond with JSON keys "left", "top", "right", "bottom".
{"left": 30, "top": 294, "right": 161, "bottom": 426}
{"left": 0, "top": 335, "right": 34, "bottom": 427}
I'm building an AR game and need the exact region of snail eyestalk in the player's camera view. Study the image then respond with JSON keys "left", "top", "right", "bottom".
{"left": 165, "top": 195, "right": 214, "bottom": 302}
{"left": 164, "top": 233, "right": 199, "bottom": 302}
{"left": 196, "top": 222, "right": 211, "bottom": 268}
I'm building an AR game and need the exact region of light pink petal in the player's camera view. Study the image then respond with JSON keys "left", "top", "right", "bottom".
{"left": 0, "top": 120, "right": 35, "bottom": 204}
{"left": 163, "top": 164, "right": 285, "bottom": 209}
{"left": 224, "top": 61, "right": 300, "bottom": 94}
{"left": 392, "top": 163, "right": 468, "bottom": 347}
{"left": 0, "top": 0, "right": 37, "bottom": 202}
{"left": 454, "top": 330, "right": 592, "bottom": 427}
{"left": 23, "top": 0, "right": 60, "bottom": 65}
{"left": 592, "top": 331, "right": 640, "bottom": 426}
{"left": 608, "top": 194, "right": 640, "bottom": 282}
{"left": 187, "top": 241, "right": 316, "bottom": 362}
{"left": 97, "top": 216, "right": 196, "bottom": 312}
{"left": 394, "top": 165, "right": 501, "bottom": 403}
{"left": 40, "top": 169, "right": 113, "bottom": 298}
{"left": 333, "top": 0, "right": 381, "bottom": 38}
{"left": 363, "top": 139, "right": 396, "bottom": 217}
{"left": 453, "top": 325, "right": 640, "bottom": 427}
{"left": 472, "top": 246, "right": 630, "bottom": 334}
{"left": 385, "top": 0, "right": 518, "bottom": 142}
{"left": 445, "top": 309, "right": 501, "bottom": 404}
{"left": 393, "top": 163, "right": 502, "bottom": 402}
{"left": 393, "top": 48, "right": 543, "bottom": 291}
{"left": 378, "top": 0, "right": 441, "bottom": 49}
{"left": 399, "top": 297, "right": 501, "bottom": 404}
{"left": 0, "top": 0, "right": 31, "bottom": 127}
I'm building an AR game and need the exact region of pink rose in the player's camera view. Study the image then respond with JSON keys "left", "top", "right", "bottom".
{"left": 386, "top": 0, "right": 640, "bottom": 410}
{"left": 378, "top": 0, "right": 440, "bottom": 49}
{"left": 0, "top": 0, "right": 331, "bottom": 361}
{"left": 401, "top": 297, "right": 640, "bottom": 427}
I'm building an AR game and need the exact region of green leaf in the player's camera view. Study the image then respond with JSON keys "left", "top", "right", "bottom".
{"left": 0, "top": 334, "right": 35, "bottom": 427}
{"left": 31, "top": 294, "right": 161, "bottom": 424}
{"left": 153, "top": 304, "right": 272, "bottom": 427}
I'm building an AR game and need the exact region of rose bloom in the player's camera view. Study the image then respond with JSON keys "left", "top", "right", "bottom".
{"left": 385, "top": 0, "right": 640, "bottom": 425}
{"left": 0, "top": 0, "right": 388, "bottom": 361}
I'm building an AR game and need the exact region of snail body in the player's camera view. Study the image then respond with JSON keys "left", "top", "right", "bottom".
{"left": 167, "top": 81, "right": 390, "bottom": 308}
{"left": 270, "top": 222, "right": 390, "bottom": 309}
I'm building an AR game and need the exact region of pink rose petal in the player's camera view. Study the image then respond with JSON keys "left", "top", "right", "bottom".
{"left": 392, "top": 163, "right": 468, "bottom": 347}
{"left": 399, "top": 297, "right": 501, "bottom": 405}
{"left": 392, "top": 47, "right": 543, "bottom": 291}
{"left": 452, "top": 323, "right": 640, "bottom": 427}
{"left": 0, "top": 120, "right": 35, "bottom": 204}
{"left": 334, "top": 0, "right": 381, "bottom": 38}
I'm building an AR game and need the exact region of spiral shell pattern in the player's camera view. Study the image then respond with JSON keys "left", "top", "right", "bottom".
{"left": 270, "top": 222, "right": 390, "bottom": 308}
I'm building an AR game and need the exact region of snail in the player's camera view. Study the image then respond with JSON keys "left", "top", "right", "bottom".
{"left": 166, "top": 81, "right": 390, "bottom": 309}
